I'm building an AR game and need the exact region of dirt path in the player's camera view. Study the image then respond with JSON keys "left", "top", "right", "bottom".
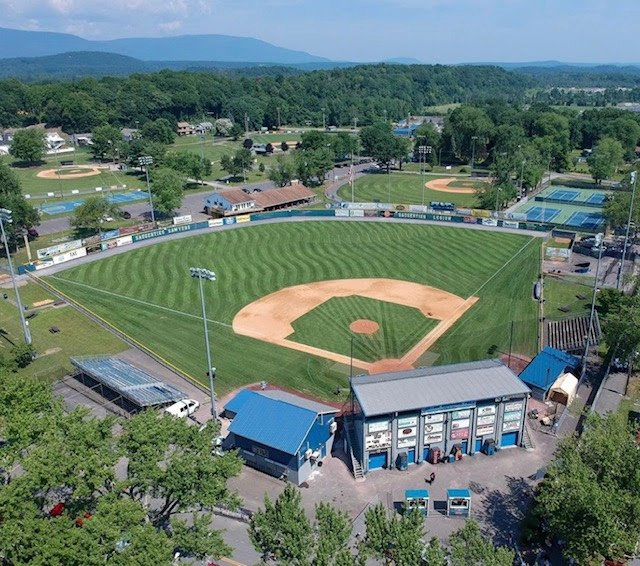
{"left": 233, "top": 278, "right": 478, "bottom": 373}
{"left": 425, "top": 177, "right": 476, "bottom": 194}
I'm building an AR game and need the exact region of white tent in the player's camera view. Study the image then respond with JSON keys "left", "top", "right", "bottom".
{"left": 547, "top": 372, "right": 578, "bottom": 406}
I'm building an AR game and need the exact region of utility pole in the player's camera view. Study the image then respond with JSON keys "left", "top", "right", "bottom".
{"left": 276, "top": 107, "right": 281, "bottom": 130}
{"left": 321, "top": 107, "right": 325, "bottom": 130}
{"left": 418, "top": 145, "right": 428, "bottom": 206}
{"left": 617, "top": 170, "right": 637, "bottom": 290}
{"left": 470, "top": 136, "right": 478, "bottom": 171}
{"left": 244, "top": 113, "right": 249, "bottom": 136}
{"left": 353, "top": 116, "right": 358, "bottom": 131}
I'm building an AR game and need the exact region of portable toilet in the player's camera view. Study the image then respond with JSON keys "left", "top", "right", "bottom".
{"left": 404, "top": 489, "right": 429, "bottom": 516}
{"left": 447, "top": 489, "right": 471, "bottom": 517}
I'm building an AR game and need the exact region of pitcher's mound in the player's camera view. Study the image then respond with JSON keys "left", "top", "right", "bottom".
{"left": 350, "top": 319, "right": 379, "bottom": 335}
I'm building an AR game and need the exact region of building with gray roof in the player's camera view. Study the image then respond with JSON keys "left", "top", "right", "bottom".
{"left": 349, "top": 360, "right": 531, "bottom": 474}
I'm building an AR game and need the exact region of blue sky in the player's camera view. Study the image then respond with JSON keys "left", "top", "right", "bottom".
{"left": 1, "top": 0, "right": 638, "bottom": 63}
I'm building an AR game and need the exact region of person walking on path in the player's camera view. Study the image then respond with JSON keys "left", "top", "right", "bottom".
{"left": 426, "top": 472, "right": 436, "bottom": 485}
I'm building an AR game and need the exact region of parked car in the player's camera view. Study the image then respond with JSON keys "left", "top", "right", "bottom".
{"left": 164, "top": 398, "right": 200, "bottom": 418}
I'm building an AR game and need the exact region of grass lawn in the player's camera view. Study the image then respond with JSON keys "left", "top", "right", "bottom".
{"left": 0, "top": 283, "right": 127, "bottom": 382}
{"left": 337, "top": 173, "right": 481, "bottom": 208}
{"left": 46, "top": 222, "right": 541, "bottom": 399}
{"left": 543, "top": 274, "right": 594, "bottom": 320}
{"left": 288, "top": 296, "right": 438, "bottom": 362}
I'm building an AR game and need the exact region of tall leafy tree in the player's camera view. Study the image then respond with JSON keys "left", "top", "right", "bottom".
{"left": 360, "top": 122, "right": 408, "bottom": 172}
{"left": 0, "top": 161, "right": 40, "bottom": 244}
{"left": 358, "top": 503, "right": 425, "bottom": 565}
{"left": 249, "top": 483, "right": 314, "bottom": 564}
{"left": 141, "top": 118, "right": 175, "bottom": 145}
{"left": 532, "top": 411, "right": 640, "bottom": 564}
{"left": 9, "top": 128, "right": 45, "bottom": 164}
{"left": 269, "top": 155, "right": 296, "bottom": 187}
{"left": 588, "top": 136, "right": 624, "bottom": 183}
{"left": 91, "top": 124, "right": 124, "bottom": 161}
{"left": 164, "top": 151, "right": 212, "bottom": 184}
{"left": 448, "top": 520, "right": 514, "bottom": 566}
{"left": 314, "top": 502, "right": 352, "bottom": 566}
{"left": 70, "top": 195, "right": 121, "bottom": 234}
{"left": 294, "top": 147, "right": 334, "bottom": 186}
{"left": 150, "top": 167, "right": 185, "bottom": 215}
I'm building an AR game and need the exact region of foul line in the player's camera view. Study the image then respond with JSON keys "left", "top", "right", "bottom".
{"left": 47, "top": 275, "right": 233, "bottom": 329}
{"left": 469, "top": 236, "right": 538, "bottom": 298}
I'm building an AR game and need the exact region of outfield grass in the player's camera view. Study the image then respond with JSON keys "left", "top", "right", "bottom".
{"left": 46, "top": 221, "right": 540, "bottom": 399}
{"left": 0, "top": 283, "right": 127, "bottom": 381}
{"left": 337, "top": 173, "right": 481, "bottom": 207}
{"left": 289, "top": 296, "right": 438, "bottom": 362}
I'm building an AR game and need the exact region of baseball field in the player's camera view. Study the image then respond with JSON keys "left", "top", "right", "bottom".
{"left": 45, "top": 220, "right": 541, "bottom": 399}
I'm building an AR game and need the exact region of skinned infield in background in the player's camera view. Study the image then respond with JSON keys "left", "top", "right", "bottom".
{"left": 46, "top": 221, "right": 540, "bottom": 399}
{"left": 233, "top": 279, "right": 476, "bottom": 373}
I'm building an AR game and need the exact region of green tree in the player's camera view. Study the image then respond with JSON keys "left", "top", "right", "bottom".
{"left": 269, "top": 155, "right": 296, "bottom": 187}
{"left": 448, "top": 520, "right": 514, "bottom": 566}
{"left": 358, "top": 503, "right": 424, "bottom": 565}
{"left": 413, "top": 122, "right": 441, "bottom": 165}
{"left": 532, "top": 411, "right": 640, "bottom": 564}
{"left": 281, "top": 141, "right": 290, "bottom": 152}
{"left": 91, "top": 124, "right": 124, "bottom": 161}
{"left": 442, "top": 105, "right": 494, "bottom": 163}
{"left": 360, "top": 122, "right": 409, "bottom": 172}
{"left": 150, "top": 167, "right": 185, "bottom": 215}
{"left": 141, "top": 118, "right": 175, "bottom": 145}
{"left": 588, "top": 136, "right": 624, "bottom": 184}
{"left": 229, "top": 123, "right": 244, "bottom": 140}
{"left": 249, "top": 483, "right": 313, "bottom": 564}
{"left": 422, "top": 537, "right": 447, "bottom": 565}
{"left": 294, "top": 147, "right": 334, "bottom": 186}
{"left": 475, "top": 182, "right": 516, "bottom": 212}
{"left": 171, "top": 512, "right": 232, "bottom": 561}
{"left": 314, "top": 501, "right": 352, "bottom": 566}
{"left": 9, "top": 128, "right": 45, "bottom": 164}
{"left": 70, "top": 195, "right": 121, "bottom": 234}
{"left": 0, "top": 161, "right": 40, "bottom": 244}
{"left": 601, "top": 293, "right": 640, "bottom": 361}
{"left": 164, "top": 151, "right": 212, "bottom": 183}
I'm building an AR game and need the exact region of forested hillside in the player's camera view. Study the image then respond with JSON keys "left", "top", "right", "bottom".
{"left": 0, "top": 64, "right": 529, "bottom": 132}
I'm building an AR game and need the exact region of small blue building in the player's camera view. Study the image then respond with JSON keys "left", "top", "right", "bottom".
{"left": 519, "top": 347, "right": 580, "bottom": 400}
{"left": 224, "top": 389, "right": 339, "bottom": 484}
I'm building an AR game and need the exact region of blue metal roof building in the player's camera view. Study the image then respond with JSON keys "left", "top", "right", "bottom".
{"left": 518, "top": 347, "right": 580, "bottom": 399}
{"left": 225, "top": 390, "right": 338, "bottom": 485}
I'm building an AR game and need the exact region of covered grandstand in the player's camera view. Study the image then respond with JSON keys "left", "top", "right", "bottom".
{"left": 71, "top": 356, "right": 187, "bottom": 413}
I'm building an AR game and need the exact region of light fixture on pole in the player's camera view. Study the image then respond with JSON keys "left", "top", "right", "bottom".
{"left": 617, "top": 170, "right": 637, "bottom": 290}
{"left": 495, "top": 187, "right": 503, "bottom": 213}
{"left": 0, "top": 208, "right": 31, "bottom": 345}
{"left": 138, "top": 156, "right": 156, "bottom": 226}
{"left": 418, "top": 145, "right": 429, "bottom": 206}
{"left": 190, "top": 267, "right": 217, "bottom": 420}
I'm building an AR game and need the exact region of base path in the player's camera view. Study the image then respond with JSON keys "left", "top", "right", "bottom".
{"left": 426, "top": 177, "right": 476, "bottom": 194}
{"left": 233, "top": 278, "right": 478, "bottom": 373}
{"left": 37, "top": 165, "right": 107, "bottom": 179}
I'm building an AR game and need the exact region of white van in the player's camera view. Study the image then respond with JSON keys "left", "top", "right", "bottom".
{"left": 164, "top": 399, "right": 200, "bottom": 418}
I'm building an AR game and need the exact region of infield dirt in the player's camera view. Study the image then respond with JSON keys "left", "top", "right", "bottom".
{"left": 233, "top": 278, "right": 478, "bottom": 373}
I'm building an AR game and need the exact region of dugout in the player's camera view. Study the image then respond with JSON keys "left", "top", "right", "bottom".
{"left": 224, "top": 389, "right": 338, "bottom": 485}
{"left": 349, "top": 360, "right": 531, "bottom": 475}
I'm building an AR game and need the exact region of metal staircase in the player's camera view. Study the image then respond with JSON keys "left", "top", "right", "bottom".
{"left": 521, "top": 421, "right": 535, "bottom": 452}
{"left": 344, "top": 422, "right": 365, "bottom": 481}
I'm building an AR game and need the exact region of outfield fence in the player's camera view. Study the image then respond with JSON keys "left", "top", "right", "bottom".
{"left": 21, "top": 204, "right": 550, "bottom": 275}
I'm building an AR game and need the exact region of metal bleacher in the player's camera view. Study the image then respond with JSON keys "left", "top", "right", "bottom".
{"left": 70, "top": 356, "right": 186, "bottom": 408}
{"left": 544, "top": 313, "right": 601, "bottom": 354}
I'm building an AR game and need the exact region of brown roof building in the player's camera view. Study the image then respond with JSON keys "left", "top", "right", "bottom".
{"left": 204, "top": 184, "right": 315, "bottom": 216}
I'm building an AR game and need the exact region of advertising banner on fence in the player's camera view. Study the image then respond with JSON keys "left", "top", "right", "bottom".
{"left": 116, "top": 236, "right": 133, "bottom": 247}
{"left": 481, "top": 218, "right": 498, "bottom": 227}
{"left": 37, "top": 239, "right": 83, "bottom": 260}
{"left": 223, "top": 217, "right": 236, "bottom": 225}
{"left": 236, "top": 214, "right": 251, "bottom": 223}
{"left": 52, "top": 246, "right": 87, "bottom": 264}
{"left": 173, "top": 215, "right": 192, "bottom": 225}
{"left": 100, "top": 229, "right": 119, "bottom": 241}
{"left": 463, "top": 216, "right": 478, "bottom": 224}
{"left": 335, "top": 209, "right": 349, "bottom": 217}
{"left": 395, "top": 211, "right": 428, "bottom": 220}
{"left": 349, "top": 209, "right": 364, "bottom": 217}
{"left": 502, "top": 220, "right": 520, "bottom": 229}
{"left": 408, "top": 205, "right": 428, "bottom": 213}
{"left": 472, "top": 209, "right": 491, "bottom": 218}
{"left": 208, "top": 218, "right": 224, "bottom": 228}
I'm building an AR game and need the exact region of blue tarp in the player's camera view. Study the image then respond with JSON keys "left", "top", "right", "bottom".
{"left": 519, "top": 347, "right": 580, "bottom": 392}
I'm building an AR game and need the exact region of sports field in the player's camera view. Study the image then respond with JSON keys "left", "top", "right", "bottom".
{"left": 45, "top": 221, "right": 541, "bottom": 399}
{"left": 337, "top": 173, "right": 481, "bottom": 208}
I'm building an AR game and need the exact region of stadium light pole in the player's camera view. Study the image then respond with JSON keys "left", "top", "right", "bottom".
{"left": 617, "top": 170, "right": 637, "bottom": 290}
{"left": 418, "top": 145, "right": 428, "bottom": 206}
{"left": 0, "top": 209, "right": 31, "bottom": 345}
{"left": 138, "top": 156, "right": 156, "bottom": 226}
{"left": 581, "top": 233, "right": 604, "bottom": 376}
{"left": 470, "top": 136, "right": 478, "bottom": 171}
{"left": 190, "top": 267, "right": 217, "bottom": 420}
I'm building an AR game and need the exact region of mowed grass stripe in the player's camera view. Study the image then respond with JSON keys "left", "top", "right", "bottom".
{"left": 49, "top": 221, "right": 540, "bottom": 398}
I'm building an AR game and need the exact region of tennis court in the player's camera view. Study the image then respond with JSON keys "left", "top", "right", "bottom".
{"left": 525, "top": 206, "right": 561, "bottom": 222}
{"left": 41, "top": 190, "right": 150, "bottom": 215}
{"left": 585, "top": 192, "right": 607, "bottom": 205}
{"left": 547, "top": 188, "right": 579, "bottom": 202}
{"left": 565, "top": 211, "right": 605, "bottom": 229}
